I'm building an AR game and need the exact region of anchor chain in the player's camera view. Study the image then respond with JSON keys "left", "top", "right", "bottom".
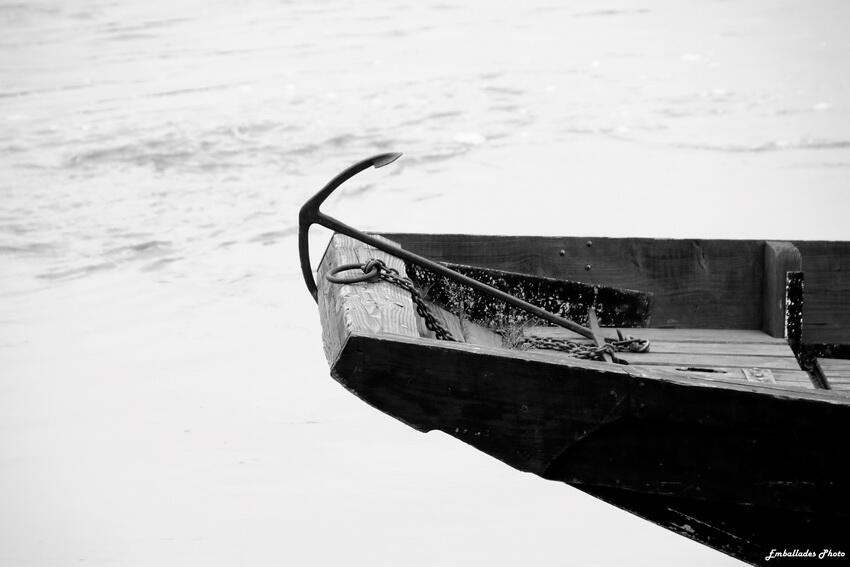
{"left": 515, "top": 332, "right": 650, "bottom": 360}
{"left": 325, "top": 259, "right": 650, "bottom": 361}
{"left": 326, "top": 258, "right": 457, "bottom": 341}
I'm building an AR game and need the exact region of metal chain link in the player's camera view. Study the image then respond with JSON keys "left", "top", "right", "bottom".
{"left": 327, "top": 258, "right": 456, "bottom": 341}
{"left": 515, "top": 334, "right": 650, "bottom": 360}
{"left": 365, "top": 259, "right": 457, "bottom": 342}
{"left": 326, "top": 258, "right": 650, "bottom": 359}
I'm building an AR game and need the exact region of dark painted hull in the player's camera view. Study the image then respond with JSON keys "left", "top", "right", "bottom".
{"left": 331, "top": 333, "right": 850, "bottom": 566}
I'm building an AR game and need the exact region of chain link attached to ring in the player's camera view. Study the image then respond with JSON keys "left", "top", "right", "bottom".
{"left": 326, "top": 259, "right": 457, "bottom": 341}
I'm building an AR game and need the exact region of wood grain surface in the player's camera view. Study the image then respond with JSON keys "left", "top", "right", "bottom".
{"left": 762, "top": 241, "right": 802, "bottom": 338}
{"left": 317, "top": 234, "right": 419, "bottom": 365}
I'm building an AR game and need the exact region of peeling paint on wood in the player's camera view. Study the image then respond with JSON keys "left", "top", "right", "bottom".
{"left": 405, "top": 261, "right": 652, "bottom": 331}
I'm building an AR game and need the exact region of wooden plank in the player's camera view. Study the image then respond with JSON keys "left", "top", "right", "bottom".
{"left": 622, "top": 365, "right": 811, "bottom": 386}
{"left": 613, "top": 352, "right": 801, "bottom": 370}
{"left": 317, "top": 234, "right": 419, "bottom": 365}
{"left": 818, "top": 358, "right": 850, "bottom": 375}
{"left": 818, "top": 358, "right": 850, "bottom": 391}
{"left": 519, "top": 351, "right": 812, "bottom": 387}
{"left": 385, "top": 234, "right": 766, "bottom": 330}
{"left": 762, "top": 241, "right": 802, "bottom": 338}
{"left": 523, "top": 326, "right": 788, "bottom": 344}
{"left": 630, "top": 341, "right": 791, "bottom": 356}
{"left": 417, "top": 300, "right": 505, "bottom": 347}
{"left": 772, "top": 382, "right": 816, "bottom": 389}
{"left": 794, "top": 241, "right": 850, "bottom": 344}
{"left": 460, "top": 319, "right": 504, "bottom": 348}
{"left": 415, "top": 300, "right": 465, "bottom": 342}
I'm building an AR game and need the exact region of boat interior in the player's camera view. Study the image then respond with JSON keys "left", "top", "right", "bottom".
{"left": 318, "top": 232, "right": 850, "bottom": 395}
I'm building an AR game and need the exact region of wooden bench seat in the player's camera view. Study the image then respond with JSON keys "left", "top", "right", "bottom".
{"left": 816, "top": 358, "right": 850, "bottom": 393}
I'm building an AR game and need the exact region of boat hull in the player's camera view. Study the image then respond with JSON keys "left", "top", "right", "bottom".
{"left": 332, "top": 332, "right": 850, "bottom": 565}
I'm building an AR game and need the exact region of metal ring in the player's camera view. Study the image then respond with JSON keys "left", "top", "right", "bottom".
{"left": 326, "top": 263, "right": 380, "bottom": 284}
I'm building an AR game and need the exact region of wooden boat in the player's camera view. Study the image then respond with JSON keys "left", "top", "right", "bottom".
{"left": 301, "top": 156, "right": 850, "bottom": 566}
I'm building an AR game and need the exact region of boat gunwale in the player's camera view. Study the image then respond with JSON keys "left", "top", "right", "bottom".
{"left": 332, "top": 329, "right": 850, "bottom": 406}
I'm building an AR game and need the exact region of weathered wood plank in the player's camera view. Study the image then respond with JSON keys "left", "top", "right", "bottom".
{"left": 627, "top": 365, "right": 811, "bottom": 385}
{"left": 773, "top": 382, "right": 815, "bottom": 390}
{"left": 613, "top": 352, "right": 801, "bottom": 369}
{"left": 460, "top": 319, "right": 504, "bottom": 348}
{"left": 386, "top": 234, "right": 765, "bottom": 330}
{"left": 317, "top": 234, "right": 419, "bottom": 365}
{"left": 630, "top": 341, "right": 791, "bottom": 356}
{"left": 516, "top": 324, "right": 811, "bottom": 384}
{"left": 818, "top": 358, "right": 850, "bottom": 391}
{"left": 762, "top": 241, "right": 802, "bottom": 338}
{"left": 523, "top": 326, "right": 788, "bottom": 344}
{"left": 417, "top": 300, "right": 465, "bottom": 342}
{"left": 817, "top": 358, "right": 850, "bottom": 375}
{"left": 418, "top": 300, "right": 505, "bottom": 347}
{"left": 794, "top": 241, "right": 850, "bottom": 344}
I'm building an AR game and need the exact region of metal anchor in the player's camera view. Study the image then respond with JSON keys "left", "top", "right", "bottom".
{"left": 297, "top": 153, "right": 606, "bottom": 348}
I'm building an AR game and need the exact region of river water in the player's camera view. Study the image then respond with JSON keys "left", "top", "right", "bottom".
{"left": 2, "top": 1, "right": 848, "bottom": 565}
